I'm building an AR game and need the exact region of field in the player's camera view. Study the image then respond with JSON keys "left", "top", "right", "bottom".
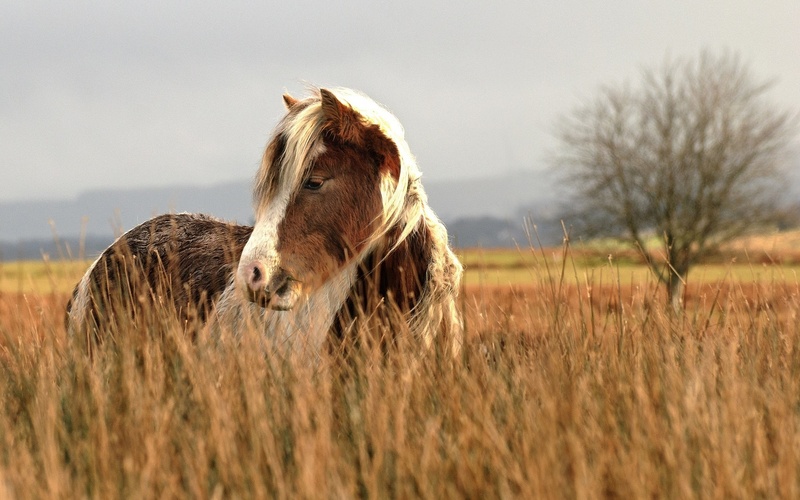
{"left": 2, "top": 240, "right": 800, "bottom": 498}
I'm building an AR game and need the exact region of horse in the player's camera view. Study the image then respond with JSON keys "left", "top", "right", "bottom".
{"left": 66, "top": 87, "right": 463, "bottom": 358}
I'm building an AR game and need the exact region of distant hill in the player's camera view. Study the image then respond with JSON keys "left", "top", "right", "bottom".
{"left": 0, "top": 181, "right": 256, "bottom": 243}
{"left": 0, "top": 170, "right": 560, "bottom": 259}
{"left": 0, "top": 235, "right": 114, "bottom": 262}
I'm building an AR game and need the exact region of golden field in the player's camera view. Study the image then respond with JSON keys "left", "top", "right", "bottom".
{"left": 2, "top": 238, "right": 800, "bottom": 498}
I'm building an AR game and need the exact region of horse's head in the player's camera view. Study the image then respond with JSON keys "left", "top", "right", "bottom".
{"left": 237, "top": 88, "right": 417, "bottom": 311}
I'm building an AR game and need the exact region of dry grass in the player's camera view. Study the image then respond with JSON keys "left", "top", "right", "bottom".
{"left": 2, "top": 245, "right": 800, "bottom": 498}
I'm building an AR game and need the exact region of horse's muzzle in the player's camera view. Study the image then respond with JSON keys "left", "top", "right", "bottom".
{"left": 241, "top": 262, "right": 300, "bottom": 310}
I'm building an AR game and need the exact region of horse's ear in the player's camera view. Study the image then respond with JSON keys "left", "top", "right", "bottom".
{"left": 320, "top": 88, "right": 364, "bottom": 144}
{"left": 282, "top": 93, "right": 298, "bottom": 110}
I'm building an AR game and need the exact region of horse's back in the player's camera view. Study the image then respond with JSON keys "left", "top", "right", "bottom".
{"left": 66, "top": 213, "right": 253, "bottom": 343}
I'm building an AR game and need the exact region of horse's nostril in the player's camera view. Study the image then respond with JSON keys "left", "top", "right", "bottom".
{"left": 246, "top": 261, "right": 267, "bottom": 292}
{"left": 274, "top": 274, "right": 290, "bottom": 296}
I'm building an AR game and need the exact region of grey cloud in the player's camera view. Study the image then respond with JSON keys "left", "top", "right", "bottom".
{"left": 0, "top": 0, "right": 797, "bottom": 203}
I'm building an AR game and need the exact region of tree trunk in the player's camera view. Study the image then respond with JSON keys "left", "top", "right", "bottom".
{"left": 665, "top": 262, "right": 689, "bottom": 313}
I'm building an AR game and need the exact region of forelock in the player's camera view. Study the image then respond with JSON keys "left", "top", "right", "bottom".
{"left": 254, "top": 98, "right": 327, "bottom": 217}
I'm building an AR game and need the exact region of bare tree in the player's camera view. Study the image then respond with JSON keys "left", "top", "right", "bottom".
{"left": 555, "top": 51, "right": 797, "bottom": 311}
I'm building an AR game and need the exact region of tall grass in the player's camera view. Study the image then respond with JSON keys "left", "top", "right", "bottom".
{"left": 2, "top": 246, "right": 800, "bottom": 498}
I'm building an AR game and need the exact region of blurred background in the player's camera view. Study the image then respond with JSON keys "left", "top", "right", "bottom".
{"left": 1, "top": 1, "right": 798, "bottom": 257}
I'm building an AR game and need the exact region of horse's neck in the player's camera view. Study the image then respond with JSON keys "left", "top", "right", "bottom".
{"left": 332, "top": 222, "right": 432, "bottom": 339}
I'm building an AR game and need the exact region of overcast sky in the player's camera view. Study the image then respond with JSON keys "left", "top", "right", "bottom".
{"left": 1, "top": 0, "right": 798, "bottom": 202}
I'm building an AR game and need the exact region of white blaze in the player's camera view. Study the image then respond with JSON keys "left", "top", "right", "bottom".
{"left": 236, "top": 185, "right": 291, "bottom": 291}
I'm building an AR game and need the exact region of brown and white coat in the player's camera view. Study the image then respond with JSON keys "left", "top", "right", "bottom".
{"left": 67, "top": 87, "right": 463, "bottom": 357}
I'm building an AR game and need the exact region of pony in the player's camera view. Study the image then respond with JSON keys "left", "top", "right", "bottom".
{"left": 67, "top": 87, "right": 463, "bottom": 358}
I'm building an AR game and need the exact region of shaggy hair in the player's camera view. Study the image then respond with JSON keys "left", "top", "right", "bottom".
{"left": 216, "top": 87, "right": 463, "bottom": 356}
{"left": 67, "top": 87, "right": 463, "bottom": 357}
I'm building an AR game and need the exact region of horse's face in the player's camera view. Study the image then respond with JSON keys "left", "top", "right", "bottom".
{"left": 237, "top": 89, "right": 400, "bottom": 310}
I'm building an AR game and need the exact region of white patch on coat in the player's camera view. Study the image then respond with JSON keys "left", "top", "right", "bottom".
{"left": 236, "top": 186, "right": 290, "bottom": 290}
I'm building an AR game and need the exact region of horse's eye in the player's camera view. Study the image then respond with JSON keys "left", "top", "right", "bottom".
{"left": 303, "top": 178, "right": 325, "bottom": 191}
